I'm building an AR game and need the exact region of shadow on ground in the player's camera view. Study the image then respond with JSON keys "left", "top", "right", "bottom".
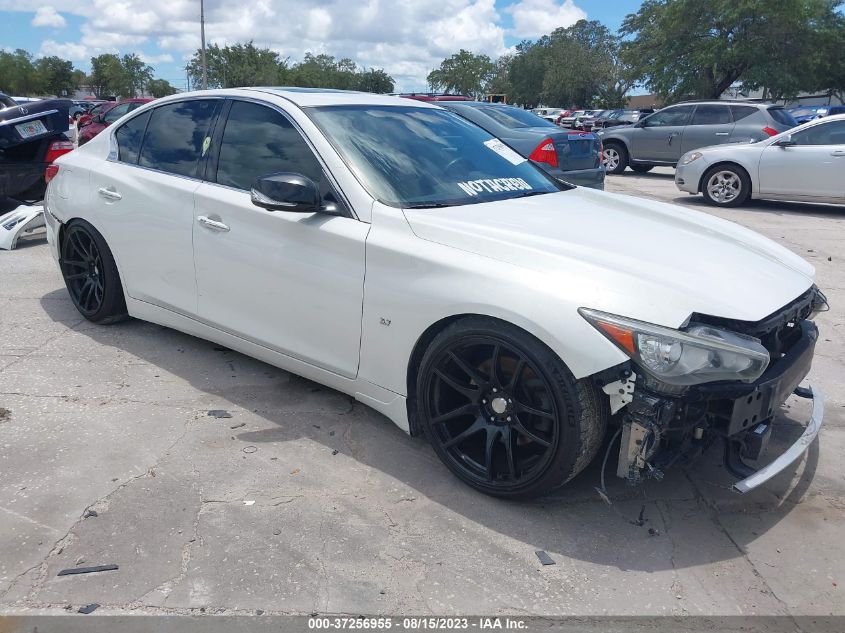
{"left": 38, "top": 288, "right": 821, "bottom": 575}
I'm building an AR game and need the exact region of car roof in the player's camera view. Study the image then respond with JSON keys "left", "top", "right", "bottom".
{"left": 242, "top": 87, "right": 439, "bottom": 108}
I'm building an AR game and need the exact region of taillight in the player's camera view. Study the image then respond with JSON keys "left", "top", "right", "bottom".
{"left": 45, "top": 140, "right": 74, "bottom": 163}
{"left": 762, "top": 127, "right": 778, "bottom": 137}
{"left": 528, "top": 138, "right": 558, "bottom": 167}
{"left": 45, "top": 164, "right": 60, "bottom": 184}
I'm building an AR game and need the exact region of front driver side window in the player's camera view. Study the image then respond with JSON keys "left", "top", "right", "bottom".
{"left": 791, "top": 120, "right": 845, "bottom": 146}
{"left": 214, "top": 101, "right": 325, "bottom": 191}
{"left": 643, "top": 105, "right": 695, "bottom": 127}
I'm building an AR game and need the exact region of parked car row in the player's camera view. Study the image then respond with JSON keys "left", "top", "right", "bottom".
{"left": 787, "top": 104, "right": 845, "bottom": 124}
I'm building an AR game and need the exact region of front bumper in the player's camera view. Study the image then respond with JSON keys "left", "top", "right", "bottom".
{"left": 674, "top": 158, "right": 709, "bottom": 194}
{"left": 733, "top": 385, "right": 823, "bottom": 492}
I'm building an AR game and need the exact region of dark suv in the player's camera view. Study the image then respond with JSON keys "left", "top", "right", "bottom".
{"left": 598, "top": 101, "right": 797, "bottom": 174}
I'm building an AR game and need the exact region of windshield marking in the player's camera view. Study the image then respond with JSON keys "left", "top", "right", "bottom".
{"left": 457, "top": 178, "right": 533, "bottom": 196}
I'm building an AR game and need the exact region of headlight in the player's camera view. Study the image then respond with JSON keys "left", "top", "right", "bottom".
{"left": 680, "top": 151, "right": 702, "bottom": 165}
{"left": 579, "top": 308, "right": 769, "bottom": 385}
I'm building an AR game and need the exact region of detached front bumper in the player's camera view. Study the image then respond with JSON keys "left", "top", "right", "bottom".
{"left": 732, "top": 385, "right": 823, "bottom": 493}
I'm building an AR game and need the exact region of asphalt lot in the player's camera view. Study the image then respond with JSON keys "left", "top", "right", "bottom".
{"left": 0, "top": 168, "right": 843, "bottom": 617}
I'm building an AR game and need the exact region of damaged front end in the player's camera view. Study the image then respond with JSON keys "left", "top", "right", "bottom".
{"left": 582, "top": 286, "right": 828, "bottom": 493}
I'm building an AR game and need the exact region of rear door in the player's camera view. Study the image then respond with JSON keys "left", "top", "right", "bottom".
{"left": 630, "top": 105, "right": 694, "bottom": 162}
{"left": 90, "top": 98, "right": 221, "bottom": 314}
{"left": 192, "top": 99, "right": 368, "bottom": 377}
{"left": 758, "top": 119, "right": 845, "bottom": 201}
{"left": 680, "top": 104, "right": 735, "bottom": 154}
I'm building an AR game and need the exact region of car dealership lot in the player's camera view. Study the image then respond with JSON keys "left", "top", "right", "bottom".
{"left": 0, "top": 171, "right": 843, "bottom": 617}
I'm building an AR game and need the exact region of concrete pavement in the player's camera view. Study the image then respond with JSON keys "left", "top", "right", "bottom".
{"left": 0, "top": 171, "right": 842, "bottom": 616}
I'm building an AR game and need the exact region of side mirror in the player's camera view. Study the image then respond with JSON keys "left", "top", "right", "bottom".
{"left": 251, "top": 172, "right": 320, "bottom": 213}
{"left": 774, "top": 135, "right": 796, "bottom": 147}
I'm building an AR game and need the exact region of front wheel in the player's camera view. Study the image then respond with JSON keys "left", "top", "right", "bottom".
{"left": 602, "top": 143, "right": 628, "bottom": 175}
{"left": 701, "top": 165, "right": 750, "bottom": 207}
{"left": 416, "top": 318, "right": 608, "bottom": 499}
{"left": 60, "top": 220, "right": 128, "bottom": 323}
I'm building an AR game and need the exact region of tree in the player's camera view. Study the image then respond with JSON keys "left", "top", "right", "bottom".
{"left": 34, "top": 56, "right": 76, "bottom": 96}
{"left": 356, "top": 68, "right": 394, "bottom": 93}
{"left": 120, "top": 53, "right": 153, "bottom": 98}
{"left": 427, "top": 50, "right": 494, "bottom": 98}
{"left": 0, "top": 49, "right": 42, "bottom": 95}
{"left": 621, "top": 0, "right": 844, "bottom": 101}
{"left": 90, "top": 53, "right": 125, "bottom": 98}
{"left": 147, "top": 78, "right": 178, "bottom": 98}
{"left": 486, "top": 55, "right": 512, "bottom": 97}
{"left": 187, "top": 42, "right": 286, "bottom": 89}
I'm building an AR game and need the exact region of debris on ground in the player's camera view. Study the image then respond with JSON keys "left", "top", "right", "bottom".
{"left": 630, "top": 505, "right": 646, "bottom": 527}
{"left": 0, "top": 408, "right": 10, "bottom": 422}
{"left": 535, "top": 550, "right": 555, "bottom": 566}
{"left": 208, "top": 410, "right": 232, "bottom": 419}
{"left": 243, "top": 500, "right": 255, "bottom": 506}
{"left": 242, "top": 446, "right": 257, "bottom": 454}
{"left": 58, "top": 564, "right": 119, "bottom": 576}
{"left": 78, "top": 603, "right": 100, "bottom": 614}
{"left": 648, "top": 527, "right": 661, "bottom": 537}
{"left": 331, "top": 449, "right": 339, "bottom": 455}
{"left": 273, "top": 529, "right": 281, "bottom": 536}
{"left": 83, "top": 509, "right": 98, "bottom": 518}
{"left": 230, "top": 422, "right": 245, "bottom": 429}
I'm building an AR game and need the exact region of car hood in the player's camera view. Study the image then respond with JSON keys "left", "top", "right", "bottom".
{"left": 403, "top": 187, "right": 814, "bottom": 326}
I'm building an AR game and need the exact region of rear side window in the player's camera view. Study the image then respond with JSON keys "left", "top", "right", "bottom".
{"left": 115, "top": 110, "right": 151, "bottom": 164}
{"left": 103, "top": 103, "right": 131, "bottom": 124}
{"left": 730, "top": 105, "right": 758, "bottom": 122}
{"left": 792, "top": 120, "right": 845, "bottom": 145}
{"left": 214, "top": 100, "right": 324, "bottom": 191}
{"left": 138, "top": 100, "right": 218, "bottom": 178}
{"left": 767, "top": 107, "right": 797, "bottom": 126}
{"left": 690, "top": 105, "right": 732, "bottom": 125}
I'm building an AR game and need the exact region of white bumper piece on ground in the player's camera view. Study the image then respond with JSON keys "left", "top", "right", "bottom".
{"left": 733, "top": 385, "right": 824, "bottom": 493}
{"left": 0, "top": 203, "right": 46, "bottom": 250}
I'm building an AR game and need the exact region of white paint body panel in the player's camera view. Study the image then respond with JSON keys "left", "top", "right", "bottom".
{"left": 675, "top": 113, "right": 845, "bottom": 204}
{"left": 45, "top": 88, "right": 817, "bottom": 434}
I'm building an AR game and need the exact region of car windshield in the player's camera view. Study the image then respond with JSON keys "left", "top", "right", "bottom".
{"left": 308, "top": 105, "right": 564, "bottom": 209}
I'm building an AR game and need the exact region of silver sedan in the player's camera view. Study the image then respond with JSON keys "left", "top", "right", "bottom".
{"left": 675, "top": 114, "right": 845, "bottom": 207}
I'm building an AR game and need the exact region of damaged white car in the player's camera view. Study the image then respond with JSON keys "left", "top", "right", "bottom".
{"left": 43, "top": 88, "right": 827, "bottom": 498}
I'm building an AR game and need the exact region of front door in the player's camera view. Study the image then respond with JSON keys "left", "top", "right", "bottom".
{"left": 630, "top": 105, "right": 694, "bottom": 163}
{"left": 759, "top": 119, "right": 845, "bottom": 202}
{"left": 192, "top": 99, "right": 369, "bottom": 378}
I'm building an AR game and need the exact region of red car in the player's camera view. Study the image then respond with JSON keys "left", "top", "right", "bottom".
{"left": 77, "top": 98, "right": 152, "bottom": 145}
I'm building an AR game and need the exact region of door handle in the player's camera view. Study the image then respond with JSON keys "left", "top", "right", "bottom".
{"left": 714, "top": 132, "right": 729, "bottom": 136}
{"left": 97, "top": 187, "right": 122, "bottom": 201}
{"left": 831, "top": 150, "right": 845, "bottom": 157}
{"left": 668, "top": 132, "right": 678, "bottom": 146}
{"left": 197, "top": 215, "right": 230, "bottom": 232}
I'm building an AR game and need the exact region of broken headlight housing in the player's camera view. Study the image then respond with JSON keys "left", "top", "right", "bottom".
{"left": 579, "top": 308, "right": 770, "bottom": 386}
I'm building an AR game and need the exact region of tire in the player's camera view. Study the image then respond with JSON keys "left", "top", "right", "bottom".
{"left": 630, "top": 164, "right": 654, "bottom": 173}
{"left": 602, "top": 143, "right": 628, "bottom": 175}
{"left": 415, "top": 317, "right": 608, "bottom": 499}
{"left": 60, "top": 219, "right": 128, "bottom": 324}
{"left": 701, "top": 164, "right": 751, "bottom": 207}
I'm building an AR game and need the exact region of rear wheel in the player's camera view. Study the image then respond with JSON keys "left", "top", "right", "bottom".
{"left": 60, "top": 220, "right": 128, "bottom": 323}
{"left": 602, "top": 143, "right": 628, "bottom": 175}
{"left": 416, "top": 317, "right": 607, "bottom": 499}
{"left": 630, "top": 164, "right": 654, "bottom": 173}
{"left": 701, "top": 165, "right": 750, "bottom": 207}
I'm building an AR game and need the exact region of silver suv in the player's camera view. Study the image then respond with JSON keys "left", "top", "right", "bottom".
{"left": 598, "top": 101, "right": 797, "bottom": 174}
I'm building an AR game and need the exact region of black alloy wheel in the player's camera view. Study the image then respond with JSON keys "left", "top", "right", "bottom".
{"left": 60, "top": 220, "right": 127, "bottom": 323}
{"left": 417, "top": 318, "right": 607, "bottom": 498}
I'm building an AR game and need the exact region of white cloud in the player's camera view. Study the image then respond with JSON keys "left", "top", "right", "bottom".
{"left": 12, "top": 0, "right": 587, "bottom": 88}
{"left": 32, "top": 5, "right": 66, "bottom": 28}
{"left": 507, "top": 0, "right": 586, "bottom": 39}
{"left": 38, "top": 39, "right": 88, "bottom": 60}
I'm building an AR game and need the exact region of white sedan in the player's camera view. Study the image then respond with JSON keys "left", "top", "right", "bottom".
{"left": 44, "top": 88, "right": 826, "bottom": 498}
{"left": 675, "top": 114, "right": 845, "bottom": 207}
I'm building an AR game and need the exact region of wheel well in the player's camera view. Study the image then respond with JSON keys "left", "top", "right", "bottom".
{"left": 697, "top": 161, "right": 751, "bottom": 193}
{"left": 404, "top": 313, "right": 550, "bottom": 436}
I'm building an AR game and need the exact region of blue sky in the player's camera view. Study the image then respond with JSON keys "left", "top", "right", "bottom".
{"left": 0, "top": 0, "right": 647, "bottom": 92}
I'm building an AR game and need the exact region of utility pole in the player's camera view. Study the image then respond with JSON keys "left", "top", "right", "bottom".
{"left": 200, "top": 0, "right": 207, "bottom": 90}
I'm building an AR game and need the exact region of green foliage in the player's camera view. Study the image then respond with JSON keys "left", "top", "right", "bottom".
{"left": 621, "top": 0, "right": 845, "bottom": 101}
{"left": 147, "top": 78, "right": 178, "bottom": 98}
{"left": 34, "top": 56, "right": 76, "bottom": 96}
{"left": 0, "top": 49, "right": 42, "bottom": 95}
{"left": 186, "top": 43, "right": 394, "bottom": 93}
{"left": 426, "top": 49, "right": 495, "bottom": 98}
